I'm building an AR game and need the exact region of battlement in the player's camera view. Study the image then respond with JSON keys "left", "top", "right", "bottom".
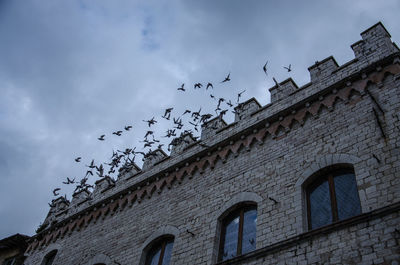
{"left": 34, "top": 22, "right": 400, "bottom": 239}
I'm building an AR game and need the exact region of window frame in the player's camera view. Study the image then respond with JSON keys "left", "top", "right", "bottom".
{"left": 41, "top": 249, "right": 58, "bottom": 265}
{"left": 144, "top": 236, "right": 174, "bottom": 265}
{"left": 218, "top": 204, "right": 257, "bottom": 261}
{"left": 306, "top": 166, "right": 360, "bottom": 230}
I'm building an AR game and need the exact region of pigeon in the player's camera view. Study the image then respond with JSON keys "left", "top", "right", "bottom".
{"left": 75, "top": 157, "right": 81, "bottom": 162}
{"left": 263, "top": 61, "right": 268, "bottom": 75}
{"left": 62, "top": 177, "right": 75, "bottom": 185}
{"left": 284, "top": 64, "right": 292, "bottom": 72}
{"left": 194, "top": 83, "right": 203, "bottom": 89}
{"left": 221, "top": 73, "right": 231, "bottom": 83}
{"left": 177, "top": 84, "right": 185, "bottom": 91}
{"left": 124, "top": 125, "right": 132, "bottom": 131}
{"left": 143, "top": 117, "right": 157, "bottom": 127}
{"left": 98, "top": 135, "right": 105, "bottom": 141}
{"left": 206, "top": 83, "right": 213, "bottom": 90}
{"left": 53, "top": 188, "right": 61, "bottom": 196}
{"left": 112, "top": 131, "right": 123, "bottom": 136}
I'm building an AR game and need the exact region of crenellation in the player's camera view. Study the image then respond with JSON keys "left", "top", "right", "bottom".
{"left": 142, "top": 149, "right": 168, "bottom": 171}
{"left": 200, "top": 116, "right": 227, "bottom": 141}
{"left": 234, "top": 98, "right": 261, "bottom": 121}
{"left": 170, "top": 132, "right": 197, "bottom": 157}
{"left": 308, "top": 56, "right": 339, "bottom": 83}
{"left": 269, "top": 78, "right": 299, "bottom": 103}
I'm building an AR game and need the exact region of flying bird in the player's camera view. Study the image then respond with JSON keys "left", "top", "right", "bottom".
{"left": 53, "top": 188, "right": 61, "bottom": 196}
{"left": 194, "top": 83, "right": 203, "bottom": 89}
{"left": 221, "top": 73, "right": 231, "bottom": 83}
{"left": 206, "top": 83, "right": 213, "bottom": 90}
{"left": 284, "top": 64, "right": 292, "bottom": 72}
{"left": 98, "top": 135, "right": 105, "bottom": 141}
{"left": 75, "top": 157, "right": 81, "bottom": 162}
{"left": 62, "top": 177, "right": 75, "bottom": 185}
{"left": 182, "top": 110, "right": 191, "bottom": 116}
{"left": 86, "top": 159, "right": 96, "bottom": 169}
{"left": 177, "top": 84, "right": 185, "bottom": 91}
{"left": 124, "top": 125, "right": 132, "bottom": 131}
{"left": 162, "top": 108, "right": 173, "bottom": 120}
{"left": 273, "top": 77, "right": 279, "bottom": 87}
{"left": 263, "top": 61, "right": 268, "bottom": 75}
{"left": 237, "top": 90, "right": 246, "bottom": 103}
{"left": 143, "top": 117, "right": 157, "bottom": 127}
{"left": 227, "top": 100, "right": 233, "bottom": 107}
{"left": 112, "top": 131, "right": 123, "bottom": 136}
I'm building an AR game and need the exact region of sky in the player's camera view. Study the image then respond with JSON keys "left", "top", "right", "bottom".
{"left": 0, "top": 0, "right": 399, "bottom": 238}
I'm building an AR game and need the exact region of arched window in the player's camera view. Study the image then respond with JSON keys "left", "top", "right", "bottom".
{"left": 145, "top": 236, "right": 174, "bottom": 265}
{"left": 306, "top": 166, "right": 361, "bottom": 230}
{"left": 219, "top": 205, "right": 257, "bottom": 261}
{"left": 41, "top": 250, "right": 57, "bottom": 265}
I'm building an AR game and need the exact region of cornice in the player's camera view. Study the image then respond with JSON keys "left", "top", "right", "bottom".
{"left": 26, "top": 53, "right": 400, "bottom": 254}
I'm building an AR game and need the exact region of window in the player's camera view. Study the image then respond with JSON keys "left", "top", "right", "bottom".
{"left": 145, "top": 237, "right": 174, "bottom": 265}
{"left": 306, "top": 166, "right": 361, "bottom": 230}
{"left": 41, "top": 250, "right": 57, "bottom": 265}
{"left": 219, "top": 205, "right": 257, "bottom": 261}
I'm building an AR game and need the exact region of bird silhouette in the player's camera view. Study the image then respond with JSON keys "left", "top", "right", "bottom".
{"left": 206, "top": 83, "right": 213, "bottom": 90}
{"left": 53, "top": 188, "right": 61, "bottom": 196}
{"left": 162, "top": 108, "right": 173, "bottom": 120}
{"left": 284, "top": 64, "right": 292, "bottom": 72}
{"left": 75, "top": 157, "right": 81, "bottom": 162}
{"left": 194, "top": 83, "right": 203, "bottom": 89}
{"left": 86, "top": 159, "right": 96, "bottom": 169}
{"left": 273, "top": 77, "right": 279, "bottom": 87}
{"left": 143, "top": 117, "right": 157, "bottom": 127}
{"left": 263, "top": 61, "right": 268, "bottom": 75}
{"left": 237, "top": 90, "right": 246, "bottom": 103}
{"left": 177, "top": 84, "right": 185, "bottom": 91}
{"left": 182, "top": 110, "right": 191, "bottom": 116}
{"left": 124, "top": 125, "right": 132, "bottom": 131}
{"left": 112, "top": 131, "right": 123, "bottom": 136}
{"left": 98, "top": 135, "right": 105, "bottom": 141}
{"left": 62, "top": 177, "right": 75, "bottom": 185}
{"left": 221, "top": 73, "right": 231, "bottom": 83}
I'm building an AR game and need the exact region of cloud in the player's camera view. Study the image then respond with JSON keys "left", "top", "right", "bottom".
{"left": 0, "top": 0, "right": 399, "bottom": 238}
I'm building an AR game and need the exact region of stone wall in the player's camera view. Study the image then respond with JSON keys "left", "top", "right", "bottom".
{"left": 24, "top": 22, "right": 400, "bottom": 265}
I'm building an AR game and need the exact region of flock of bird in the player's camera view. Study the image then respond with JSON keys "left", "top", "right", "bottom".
{"left": 50, "top": 62, "right": 294, "bottom": 205}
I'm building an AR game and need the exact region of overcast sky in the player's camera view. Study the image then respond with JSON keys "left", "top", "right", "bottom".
{"left": 0, "top": 0, "right": 399, "bottom": 238}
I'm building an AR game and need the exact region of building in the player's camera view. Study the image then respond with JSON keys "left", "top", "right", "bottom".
{"left": 0, "top": 234, "right": 30, "bottom": 265}
{"left": 23, "top": 22, "right": 400, "bottom": 264}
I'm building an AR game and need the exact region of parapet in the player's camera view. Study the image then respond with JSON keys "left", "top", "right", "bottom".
{"left": 43, "top": 196, "right": 70, "bottom": 227}
{"left": 170, "top": 132, "right": 197, "bottom": 156}
{"left": 70, "top": 189, "right": 92, "bottom": 213}
{"left": 234, "top": 98, "right": 261, "bottom": 122}
{"left": 142, "top": 149, "right": 168, "bottom": 171}
{"left": 269, "top": 78, "right": 299, "bottom": 103}
{"left": 118, "top": 161, "right": 141, "bottom": 181}
{"left": 93, "top": 176, "right": 116, "bottom": 199}
{"left": 201, "top": 116, "right": 227, "bottom": 140}
{"left": 308, "top": 56, "right": 339, "bottom": 84}
{"left": 351, "top": 22, "right": 398, "bottom": 61}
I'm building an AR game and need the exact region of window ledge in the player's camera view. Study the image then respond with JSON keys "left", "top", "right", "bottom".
{"left": 215, "top": 201, "right": 400, "bottom": 265}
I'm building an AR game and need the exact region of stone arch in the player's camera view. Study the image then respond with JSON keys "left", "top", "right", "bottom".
{"left": 293, "top": 153, "right": 362, "bottom": 234}
{"left": 211, "top": 191, "right": 262, "bottom": 264}
{"left": 88, "top": 253, "right": 112, "bottom": 265}
{"left": 138, "top": 225, "right": 179, "bottom": 265}
{"left": 214, "top": 191, "right": 263, "bottom": 220}
{"left": 39, "top": 243, "right": 61, "bottom": 265}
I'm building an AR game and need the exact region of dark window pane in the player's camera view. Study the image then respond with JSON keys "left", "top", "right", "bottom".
{"left": 334, "top": 173, "right": 361, "bottom": 220}
{"left": 241, "top": 209, "right": 257, "bottom": 254}
{"left": 221, "top": 216, "right": 239, "bottom": 261}
{"left": 309, "top": 180, "right": 332, "bottom": 229}
{"left": 145, "top": 246, "right": 161, "bottom": 265}
{"left": 43, "top": 250, "right": 57, "bottom": 265}
{"left": 161, "top": 241, "right": 174, "bottom": 265}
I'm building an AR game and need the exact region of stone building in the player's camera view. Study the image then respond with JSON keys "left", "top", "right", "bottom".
{"left": 24, "top": 22, "right": 400, "bottom": 264}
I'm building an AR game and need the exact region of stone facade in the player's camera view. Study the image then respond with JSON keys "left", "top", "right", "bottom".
{"left": 24, "top": 22, "right": 400, "bottom": 265}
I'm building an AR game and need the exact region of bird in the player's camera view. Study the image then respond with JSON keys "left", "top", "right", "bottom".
{"left": 182, "top": 110, "right": 191, "bottom": 116}
{"left": 124, "top": 125, "right": 132, "bottom": 131}
{"left": 226, "top": 100, "right": 233, "bottom": 107}
{"left": 237, "top": 90, "right": 246, "bottom": 103}
{"left": 177, "top": 83, "right": 185, "bottom": 91}
{"left": 210, "top": 94, "right": 215, "bottom": 100}
{"left": 98, "top": 135, "right": 105, "bottom": 141}
{"left": 144, "top": 130, "right": 154, "bottom": 138}
{"left": 143, "top": 117, "right": 157, "bottom": 127}
{"left": 206, "top": 83, "right": 213, "bottom": 90}
{"left": 273, "top": 77, "right": 279, "bottom": 87}
{"left": 263, "top": 61, "right": 268, "bottom": 75}
{"left": 221, "top": 73, "right": 231, "bottom": 83}
{"left": 75, "top": 157, "right": 81, "bottom": 162}
{"left": 284, "top": 64, "right": 292, "bottom": 72}
{"left": 112, "top": 131, "right": 123, "bottom": 136}
{"left": 86, "top": 159, "right": 96, "bottom": 169}
{"left": 162, "top": 108, "right": 173, "bottom": 120}
{"left": 53, "top": 188, "right": 61, "bottom": 196}
{"left": 85, "top": 170, "right": 93, "bottom": 177}
{"left": 194, "top": 83, "right": 203, "bottom": 89}
{"left": 62, "top": 177, "right": 75, "bottom": 185}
